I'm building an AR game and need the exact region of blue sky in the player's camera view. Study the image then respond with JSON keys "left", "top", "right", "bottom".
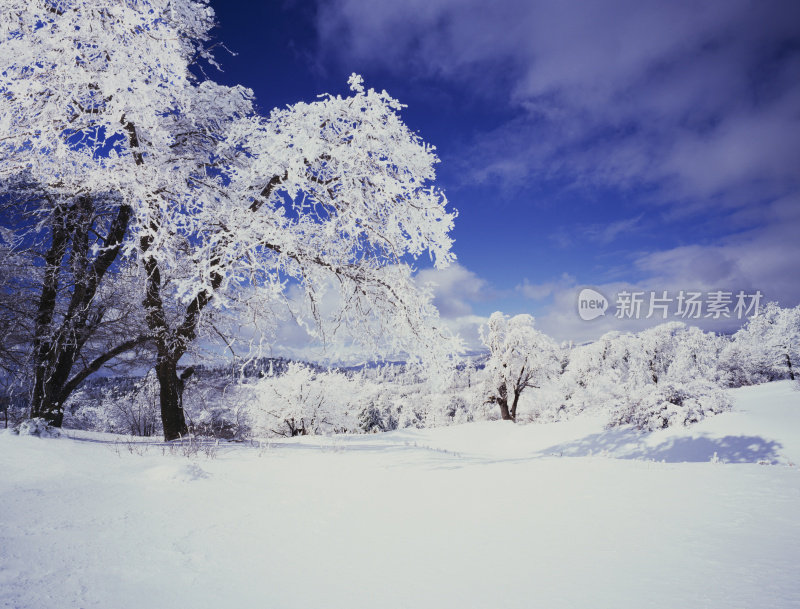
{"left": 209, "top": 0, "right": 799, "bottom": 346}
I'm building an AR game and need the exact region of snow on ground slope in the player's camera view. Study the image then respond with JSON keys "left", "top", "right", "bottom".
{"left": 1, "top": 382, "right": 799, "bottom": 609}
{"left": 402, "top": 380, "right": 800, "bottom": 465}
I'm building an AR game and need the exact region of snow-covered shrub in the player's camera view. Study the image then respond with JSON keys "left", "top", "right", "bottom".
{"left": 63, "top": 402, "right": 114, "bottom": 433}
{"left": 190, "top": 405, "right": 248, "bottom": 440}
{"left": 445, "top": 394, "right": 474, "bottom": 425}
{"left": 244, "top": 358, "right": 482, "bottom": 437}
{"left": 111, "top": 372, "right": 161, "bottom": 436}
{"left": 371, "top": 361, "right": 483, "bottom": 429}
{"left": 394, "top": 397, "right": 427, "bottom": 429}
{"left": 63, "top": 373, "right": 161, "bottom": 436}
{"left": 14, "top": 417, "right": 61, "bottom": 438}
{"left": 183, "top": 378, "right": 251, "bottom": 440}
{"left": 720, "top": 303, "right": 800, "bottom": 387}
{"left": 608, "top": 380, "right": 731, "bottom": 431}
{"left": 533, "top": 322, "right": 736, "bottom": 429}
{"left": 358, "top": 398, "right": 398, "bottom": 433}
{"left": 249, "top": 363, "right": 361, "bottom": 437}
{"left": 539, "top": 322, "right": 740, "bottom": 429}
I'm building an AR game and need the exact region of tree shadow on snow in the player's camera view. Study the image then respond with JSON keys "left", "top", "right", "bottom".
{"left": 535, "top": 427, "right": 784, "bottom": 464}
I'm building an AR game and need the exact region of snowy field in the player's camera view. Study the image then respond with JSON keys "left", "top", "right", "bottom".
{"left": 2, "top": 382, "right": 799, "bottom": 609}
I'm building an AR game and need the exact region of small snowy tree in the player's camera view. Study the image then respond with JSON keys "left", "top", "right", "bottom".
{"left": 481, "top": 312, "right": 561, "bottom": 421}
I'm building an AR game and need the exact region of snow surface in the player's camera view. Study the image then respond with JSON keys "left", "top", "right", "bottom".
{"left": 1, "top": 381, "right": 799, "bottom": 608}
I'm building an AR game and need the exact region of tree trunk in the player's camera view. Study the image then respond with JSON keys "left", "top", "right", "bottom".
{"left": 30, "top": 204, "right": 70, "bottom": 425}
{"left": 510, "top": 390, "right": 521, "bottom": 422}
{"left": 155, "top": 353, "right": 188, "bottom": 441}
{"left": 494, "top": 384, "right": 515, "bottom": 421}
{"left": 141, "top": 221, "right": 220, "bottom": 440}
{"left": 787, "top": 353, "right": 795, "bottom": 381}
{"left": 498, "top": 398, "right": 514, "bottom": 421}
{"left": 29, "top": 198, "right": 133, "bottom": 426}
{"left": 30, "top": 360, "right": 71, "bottom": 426}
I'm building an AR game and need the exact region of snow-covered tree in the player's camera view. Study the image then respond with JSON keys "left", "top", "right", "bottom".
{"left": 0, "top": 178, "right": 154, "bottom": 426}
{"left": 0, "top": 0, "right": 250, "bottom": 431}
{"left": 481, "top": 312, "right": 561, "bottom": 421}
{"left": 137, "top": 73, "right": 459, "bottom": 439}
{"left": 665, "top": 324, "right": 724, "bottom": 384}
{"left": 2, "top": 1, "right": 458, "bottom": 439}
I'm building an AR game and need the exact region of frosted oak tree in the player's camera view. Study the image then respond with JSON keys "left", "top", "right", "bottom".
{"left": 481, "top": 312, "right": 560, "bottom": 421}
{"left": 1, "top": 1, "right": 458, "bottom": 439}
{"left": 140, "top": 74, "right": 459, "bottom": 439}
{"left": 0, "top": 0, "right": 255, "bottom": 432}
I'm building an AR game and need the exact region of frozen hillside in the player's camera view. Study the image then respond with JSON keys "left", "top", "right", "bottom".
{"left": 1, "top": 381, "right": 799, "bottom": 609}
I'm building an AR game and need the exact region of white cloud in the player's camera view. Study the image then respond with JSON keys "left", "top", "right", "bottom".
{"left": 415, "top": 262, "right": 494, "bottom": 317}
{"left": 517, "top": 273, "right": 576, "bottom": 301}
{"left": 531, "top": 202, "right": 800, "bottom": 342}
{"left": 312, "top": 0, "right": 800, "bottom": 343}
{"left": 316, "top": 0, "right": 800, "bottom": 212}
{"left": 415, "top": 262, "right": 495, "bottom": 349}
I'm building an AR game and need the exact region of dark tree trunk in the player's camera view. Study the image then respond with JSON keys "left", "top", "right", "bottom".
{"left": 510, "top": 390, "right": 522, "bottom": 422}
{"left": 155, "top": 354, "right": 188, "bottom": 441}
{"left": 495, "top": 384, "right": 515, "bottom": 421}
{"left": 498, "top": 399, "right": 513, "bottom": 421}
{"left": 29, "top": 199, "right": 134, "bottom": 426}
{"left": 787, "top": 354, "right": 795, "bottom": 381}
{"left": 141, "top": 222, "right": 221, "bottom": 440}
{"left": 30, "top": 204, "right": 70, "bottom": 424}
{"left": 31, "top": 364, "right": 71, "bottom": 427}
{"left": 141, "top": 236, "right": 211, "bottom": 441}
{"left": 141, "top": 244, "right": 184, "bottom": 441}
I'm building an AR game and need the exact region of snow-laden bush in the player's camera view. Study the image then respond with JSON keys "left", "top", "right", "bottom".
{"left": 190, "top": 405, "right": 248, "bottom": 440}
{"left": 360, "top": 362, "right": 482, "bottom": 429}
{"left": 14, "top": 418, "right": 61, "bottom": 438}
{"left": 358, "top": 398, "right": 398, "bottom": 433}
{"left": 445, "top": 394, "right": 474, "bottom": 425}
{"left": 183, "top": 379, "right": 251, "bottom": 440}
{"left": 719, "top": 303, "right": 800, "bottom": 387}
{"left": 248, "top": 363, "right": 362, "bottom": 437}
{"left": 63, "top": 373, "right": 161, "bottom": 436}
{"left": 244, "top": 360, "right": 483, "bottom": 438}
{"left": 608, "top": 380, "right": 731, "bottom": 431}
{"left": 523, "top": 322, "right": 738, "bottom": 430}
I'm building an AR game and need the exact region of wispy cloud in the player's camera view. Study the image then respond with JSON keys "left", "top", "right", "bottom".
{"left": 517, "top": 273, "right": 576, "bottom": 301}
{"left": 416, "top": 263, "right": 496, "bottom": 348}
{"left": 313, "top": 0, "right": 800, "bottom": 325}
{"left": 316, "top": 0, "right": 799, "bottom": 204}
